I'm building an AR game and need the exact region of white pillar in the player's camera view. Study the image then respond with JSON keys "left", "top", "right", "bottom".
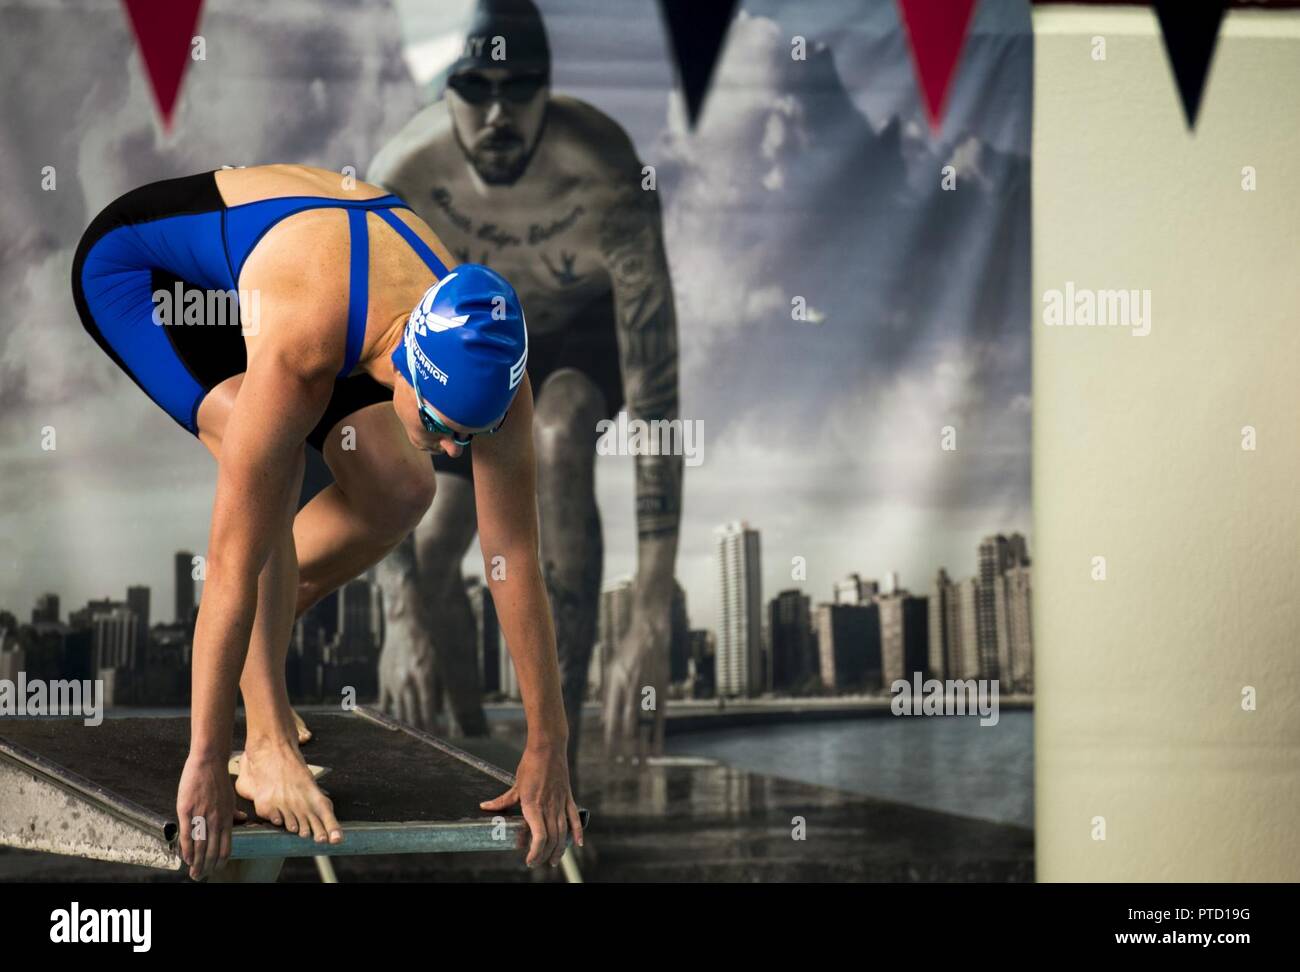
{"left": 1033, "top": 5, "right": 1300, "bottom": 881}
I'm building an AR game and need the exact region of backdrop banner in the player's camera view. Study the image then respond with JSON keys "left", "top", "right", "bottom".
{"left": 0, "top": 0, "right": 1032, "bottom": 882}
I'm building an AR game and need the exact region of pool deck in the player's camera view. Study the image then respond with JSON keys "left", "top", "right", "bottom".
{"left": 0, "top": 715, "right": 1033, "bottom": 883}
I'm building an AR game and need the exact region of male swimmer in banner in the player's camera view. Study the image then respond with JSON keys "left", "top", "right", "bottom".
{"left": 72, "top": 163, "right": 581, "bottom": 879}
{"left": 369, "top": 0, "right": 682, "bottom": 785}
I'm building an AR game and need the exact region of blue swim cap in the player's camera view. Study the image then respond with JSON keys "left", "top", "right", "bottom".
{"left": 391, "top": 264, "right": 528, "bottom": 429}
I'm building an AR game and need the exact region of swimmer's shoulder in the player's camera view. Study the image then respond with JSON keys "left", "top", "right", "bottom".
{"left": 368, "top": 100, "right": 458, "bottom": 195}
{"left": 217, "top": 164, "right": 391, "bottom": 204}
{"left": 545, "top": 96, "right": 644, "bottom": 182}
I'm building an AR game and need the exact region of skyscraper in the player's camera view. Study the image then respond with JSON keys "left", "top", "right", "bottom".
{"left": 498, "top": 635, "right": 519, "bottom": 701}
{"left": 93, "top": 604, "right": 138, "bottom": 670}
{"left": 833, "top": 573, "right": 880, "bottom": 606}
{"left": 290, "top": 587, "right": 339, "bottom": 699}
{"left": 126, "top": 585, "right": 150, "bottom": 667}
{"left": 995, "top": 563, "right": 1034, "bottom": 692}
{"left": 670, "top": 581, "right": 690, "bottom": 685}
{"left": 977, "top": 535, "right": 1015, "bottom": 678}
{"left": 815, "top": 601, "right": 882, "bottom": 692}
{"left": 1007, "top": 533, "right": 1030, "bottom": 567}
{"left": 0, "top": 636, "right": 22, "bottom": 682}
{"left": 313, "top": 589, "right": 340, "bottom": 644}
{"left": 768, "top": 589, "right": 814, "bottom": 691}
{"left": 879, "top": 589, "right": 929, "bottom": 687}
{"left": 31, "top": 592, "right": 59, "bottom": 625}
{"left": 686, "top": 629, "right": 716, "bottom": 698}
{"left": 594, "top": 576, "right": 635, "bottom": 700}
{"left": 465, "top": 576, "right": 503, "bottom": 694}
{"left": 335, "top": 578, "right": 379, "bottom": 662}
{"left": 928, "top": 569, "right": 956, "bottom": 680}
{"left": 714, "top": 521, "right": 762, "bottom": 697}
{"left": 175, "top": 550, "right": 196, "bottom": 624}
{"left": 975, "top": 532, "right": 1034, "bottom": 688}
{"left": 955, "top": 577, "right": 981, "bottom": 680}
{"left": 70, "top": 598, "right": 116, "bottom": 632}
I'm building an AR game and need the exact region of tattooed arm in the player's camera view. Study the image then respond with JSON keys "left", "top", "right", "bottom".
{"left": 598, "top": 180, "right": 682, "bottom": 614}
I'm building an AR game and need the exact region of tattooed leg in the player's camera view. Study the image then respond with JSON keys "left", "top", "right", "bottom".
{"left": 413, "top": 475, "right": 488, "bottom": 737}
{"left": 533, "top": 369, "right": 607, "bottom": 797}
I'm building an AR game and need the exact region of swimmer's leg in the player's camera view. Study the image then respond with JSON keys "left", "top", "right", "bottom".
{"left": 298, "top": 403, "right": 490, "bottom": 733}
{"left": 238, "top": 452, "right": 306, "bottom": 753}
{"left": 292, "top": 401, "right": 436, "bottom": 617}
{"left": 195, "top": 378, "right": 341, "bottom": 843}
{"left": 236, "top": 516, "right": 344, "bottom": 844}
{"left": 198, "top": 377, "right": 308, "bottom": 744}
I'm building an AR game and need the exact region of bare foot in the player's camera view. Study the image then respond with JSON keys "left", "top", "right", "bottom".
{"left": 292, "top": 709, "right": 313, "bottom": 745}
{"left": 235, "top": 739, "right": 343, "bottom": 845}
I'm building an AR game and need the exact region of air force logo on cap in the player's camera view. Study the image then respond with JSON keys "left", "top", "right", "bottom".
{"left": 509, "top": 312, "right": 528, "bottom": 390}
{"left": 401, "top": 263, "right": 529, "bottom": 424}
{"left": 408, "top": 273, "right": 469, "bottom": 336}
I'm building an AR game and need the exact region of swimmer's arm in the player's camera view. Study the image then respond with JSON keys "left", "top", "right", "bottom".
{"left": 599, "top": 183, "right": 683, "bottom": 607}
{"left": 474, "top": 385, "right": 582, "bottom": 864}
{"left": 188, "top": 349, "right": 333, "bottom": 761}
{"left": 471, "top": 374, "right": 568, "bottom": 745}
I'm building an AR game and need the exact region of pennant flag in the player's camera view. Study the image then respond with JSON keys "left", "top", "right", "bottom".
{"left": 1153, "top": 0, "right": 1228, "bottom": 129}
{"left": 657, "top": 0, "right": 740, "bottom": 128}
{"left": 897, "top": 0, "right": 978, "bottom": 133}
{"left": 121, "top": 0, "right": 205, "bottom": 130}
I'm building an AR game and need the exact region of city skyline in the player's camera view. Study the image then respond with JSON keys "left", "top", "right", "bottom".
{"left": 586, "top": 521, "right": 1032, "bottom": 703}
{"left": 1, "top": 515, "right": 1032, "bottom": 709}
{"left": 0, "top": 560, "right": 387, "bottom": 707}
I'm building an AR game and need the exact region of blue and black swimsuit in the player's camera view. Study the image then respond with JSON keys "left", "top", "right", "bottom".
{"left": 71, "top": 170, "right": 448, "bottom": 451}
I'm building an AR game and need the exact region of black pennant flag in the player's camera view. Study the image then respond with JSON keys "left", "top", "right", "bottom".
{"left": 658, "top": 0, "right": 740, "bottom": 128}
{"left": 1153, "top": 0, "right": 1229, "bottom": 129}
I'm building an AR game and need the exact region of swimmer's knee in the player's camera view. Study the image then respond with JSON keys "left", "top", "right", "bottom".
{"left": 195, "top": 375, "right": 243, "bottom": 458}
{"left": 394, "top": 468, "right": 437, "bottom": 531}
{"left": 368, "top": 467, "right": 436, "bottom": 542}
{"left": 534, "top": 369, "right": 606, "bottom": 460}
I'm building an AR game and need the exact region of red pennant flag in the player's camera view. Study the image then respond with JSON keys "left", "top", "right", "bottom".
{"left": 121, "top": 0, "right": 205, "bottom": 130}
{"left": 897, "top": 0, "right": 978, "bottom": 134}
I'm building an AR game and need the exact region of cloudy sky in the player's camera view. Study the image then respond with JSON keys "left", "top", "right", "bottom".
{"left": 0, "top": 0, "right": 1030, "bottom": 635}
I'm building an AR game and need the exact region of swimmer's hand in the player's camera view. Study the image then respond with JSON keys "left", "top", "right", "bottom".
{"left": 176, "top": 755, "right": 246, "bottom": 880}
{"left": 480, "top": 741, "right": 583, "bottom": 869}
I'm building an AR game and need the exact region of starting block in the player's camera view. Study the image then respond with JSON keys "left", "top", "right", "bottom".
{"left": 0, "top": 706, "right": 588, "bottom": 879}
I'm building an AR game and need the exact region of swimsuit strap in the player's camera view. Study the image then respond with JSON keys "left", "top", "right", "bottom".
{"left": 341, "top": 207, "right": 370, "bottom": 377}
{"left": 339, "top": 203, "right": 449, "bottom": 377}
{"left": 373, "top": 206, "right": 450, "bottom": 278}
{"left": 223, "top": 193, "right": 442, "bottom": 379}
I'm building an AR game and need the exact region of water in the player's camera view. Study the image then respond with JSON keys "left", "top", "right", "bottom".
{"left": 666, "top": 711, "right": 1034, "bottom": 828}
{"left": 103, "top": 704, "right": 1034, "bottom": 829}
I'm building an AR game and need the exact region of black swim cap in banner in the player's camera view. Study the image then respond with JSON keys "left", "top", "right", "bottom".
{"left": 451, "top": 0, "right": 552, "bottom": 81}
